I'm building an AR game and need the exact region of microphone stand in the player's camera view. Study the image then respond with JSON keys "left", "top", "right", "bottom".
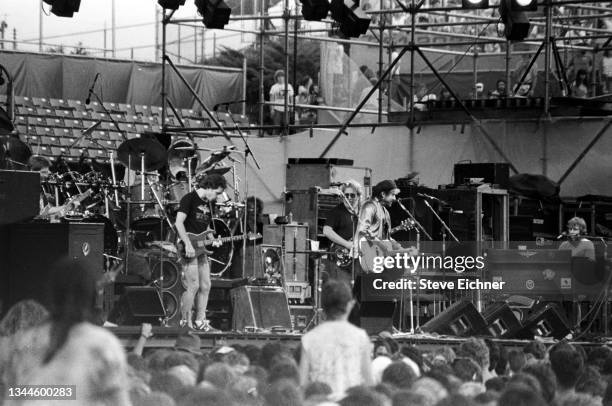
{"left": 226, "top": 105, "right": 261, "bottom": 278}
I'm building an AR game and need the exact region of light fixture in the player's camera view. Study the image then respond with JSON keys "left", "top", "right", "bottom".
{"left": 462, "top": 0, "right": 489, "bottom": 9}
{"left": 157, "top": 0, "right": 186, "bottom": 9}
{"left": 330, "top": 0, "right": 371, "bottom": 38}
{"left": 512, "top": 0, "right": 537, "bottom": 11}
{"left": 499, "top": 0, "right": 531, "bottom": 41}
{"left": 42, "top": 0, "right": 81, "bottom": 17}
{"left": 299, "top": 0, "right": 330, "bottom": 21}
{"left": 195, "top": 0, "right": 231, "bottom": 29}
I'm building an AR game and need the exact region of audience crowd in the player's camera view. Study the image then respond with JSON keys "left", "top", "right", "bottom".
{"left": 2, "top": 267, "right": 612, "bottom": 406}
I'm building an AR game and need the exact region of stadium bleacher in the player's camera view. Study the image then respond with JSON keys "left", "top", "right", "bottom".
{"left": 8, "top": 96, "right": 254, "bottom": 163}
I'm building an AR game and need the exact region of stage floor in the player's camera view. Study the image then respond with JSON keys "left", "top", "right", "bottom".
{"left": 107, "top": 325, "right": 612, "bottom": 351}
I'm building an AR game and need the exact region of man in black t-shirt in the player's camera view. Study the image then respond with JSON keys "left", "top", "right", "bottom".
{"left": 175, "top": 173, "right": 226, "bottom": 331}
{"left": 323, "top": 180, "right": 362, "bottom": 285}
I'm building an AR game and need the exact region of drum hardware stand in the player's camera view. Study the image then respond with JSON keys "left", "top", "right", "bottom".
{"left": 224, "top": 110, "right": 261, "bottom": 279}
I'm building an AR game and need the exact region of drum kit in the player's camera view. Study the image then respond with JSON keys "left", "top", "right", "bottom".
{"left": 2, "top": 133, "right": 248, "bottom": 278}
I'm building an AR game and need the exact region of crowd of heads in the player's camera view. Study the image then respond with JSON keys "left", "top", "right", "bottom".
{"left": 3, "top": 264, "right": 612, "bottom": 406}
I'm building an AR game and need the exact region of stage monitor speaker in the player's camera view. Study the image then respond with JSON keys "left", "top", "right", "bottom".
{"left": 231, "top": 285, "right": 292, "bottom": 331}
{"left": 510, "top": 303, "right": 570, "bottom": 340}
{"left": 290, "top": 305, "right": 315, "bottom": 332}
{"left": 482, "top": 302, "right": 522, "bottom": 338}
{"left": 421, "top": 299, "right": 488, "bottom": 337}
{"left": 0, "top": 170, "right": 40, "bottom": 225}
{"left": 109, "top": 286, "right": 165, "bottom": 325}
{"left": 359, "top": 301, "right": 395, "bottom": 335}
{"left": 149, "top": 255, "right": 183, "bottom": 326}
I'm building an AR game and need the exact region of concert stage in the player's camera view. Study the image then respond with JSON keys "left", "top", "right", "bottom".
{"left": 108, "top": 325, "right": 612, "bottom": 352}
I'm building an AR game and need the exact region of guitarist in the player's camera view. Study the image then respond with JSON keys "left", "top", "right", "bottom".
{"left": 323, "top": 179, "right": 363, "bottom": 285}
{"left": 175, "top": 173, "right": 226, "bottom": 331}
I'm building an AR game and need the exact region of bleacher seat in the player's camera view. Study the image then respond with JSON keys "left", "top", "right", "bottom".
{"left": 118, "top": 123, "right": 134, "bottom": 133}
{"left": 118, "top": 104, "right": 134, "bottom": 115}
{"left": 67, "top": 100, "right": 84, "bottom": 110}
{"left": 108, "top": 131, "right": 123, "bottom": 142}
{"left": 55, "top": 109, "right": 73, "bottom": 119}
{"left": 87, "top": 101, "right": 106, "bottom": 113}
{"left": 75, "top": 110, "right": 92, "bottom": 120}
{"left": 104, "top": 102, "right": 121, "bottom": 113}
{"left": 31, "top": 117, "right": 45, "bottom": 126}
{"left": 15, "top": 115, "right": 27, "bottom": 125}
{"left": 151, "top": 106, "right": 164, "bottom": 116}
{"left": 110, "top": 113, "right": 125, "bottom": 122}
{"left": 53, "top": 128, "right": 71, "bottom": 137}
{"left": 91, "top": 111, "right": 109, "bottom": 121}
{"left": 32, "top": 97, "right": 51, "bottom": 108}
{"left": 134, "top": 105, "right": 150, "bottom": 116}
{"left": 41, "top": 136, "right": 61, "bottom": 146}
{"left": 46, "top": 118, "right": 64, "bottom": 127}
{"left": 135, "top": 124, "right": 150, "bottom": 133}
{"left": 66, "top": 119, "right": 83, "bottom": 128}
{"left": 36, "top": 126, "right": 55, "bottom": 136}
{"left": 50, "top": 99, "right": 69, "bottom": 109}
{"left": 14, "top": 96, "right": 33, "bottom": 107}
{"left": 51, "top": 146, "right": 65, "bottom": 156}
{"left": 38, "top": 145, "right": 53, "bottom": 157}
{"left": 126, "top": 133, "right": 140, "bottom": 140}
{"left": 17, "top": 106, "right": 34, "bottom": 115}
{"left": 93, "top": 130, "right": 110, "bottom": 140}
{"left": 26, "top": 125, "right": 37, "bottom": 135}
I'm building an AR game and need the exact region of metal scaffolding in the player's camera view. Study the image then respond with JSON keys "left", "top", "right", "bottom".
{"left": 159, "top": 0, "right": 612, "bottom": 145}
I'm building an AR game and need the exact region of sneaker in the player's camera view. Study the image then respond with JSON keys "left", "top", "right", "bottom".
{"left": 194, "top": 319, "right": 220, "bottom": 332}
{"left": 179, "top": 319, "right": 193, "bottom": 329}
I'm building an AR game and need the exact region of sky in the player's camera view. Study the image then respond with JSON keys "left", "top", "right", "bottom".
{"left": 0, "top": 0, "right": 258, "bottom": 62}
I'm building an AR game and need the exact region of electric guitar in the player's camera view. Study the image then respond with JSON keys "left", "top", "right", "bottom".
{"left": 41, "top": 189, "right": 94, "bottom": 221}
{"left": 358, "top": 219, "right": 419, "bottom": 273}
{"left": 330, "top": 220, "right": 416, "bottom": 269}
{"left": 178, "top": 230, "right": 262, "bottom": 259}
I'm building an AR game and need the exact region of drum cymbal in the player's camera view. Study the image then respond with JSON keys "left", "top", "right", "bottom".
{"left": 117, "top": 138, "right": 167, "bottom": 171}
{"left": 168, "top": 139, "right": 198, "bottom": 179}
{"left": 203, "top": 167, "right": 231, "bottom": 176}
{"left": 195, "top": 146, "right": 236, "bottom": 173}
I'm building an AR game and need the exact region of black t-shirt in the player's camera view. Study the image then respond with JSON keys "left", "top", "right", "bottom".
{"left": 178, "top": 190, "right": 213, "bottom": 234}
{"left": 326, "top": 203, "right": 357, "bottom": 241}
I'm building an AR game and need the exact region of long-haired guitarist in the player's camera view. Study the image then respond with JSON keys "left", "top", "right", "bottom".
{"left": 175, "top": 173, "right": 226, "bottom": 331}
{"left": 323, "top": 179, "right": 363, "bottom": 285}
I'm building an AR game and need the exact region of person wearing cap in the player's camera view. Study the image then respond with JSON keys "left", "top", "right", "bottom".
{"left": 269, "top": 69, "right": 294, "bottom": 134}
{"left": 174, "top": 332, "right": 203, "bottom": 356}
{"left": 355, "top": 179, "right": 402, "bottom": 244}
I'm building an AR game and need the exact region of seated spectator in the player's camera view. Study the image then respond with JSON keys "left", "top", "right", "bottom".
{"left": 0, "top": 259, "right": 130, "bottom": 404}
{"left": 571, "top": 69, "right": 589, "bottom": 98}
{"left": 489, "top": 80, "right": 508, "bottom": 99}
{"left": 299, "top": 280, "right": 373, "bottom": 399}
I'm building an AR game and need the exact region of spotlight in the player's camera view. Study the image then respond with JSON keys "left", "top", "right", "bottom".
{"left": 499, "top": 0, "right": 531, "bottom": 41}
{"left": 42, "top": 0, "right": 81, "bottom": 17}
{"left": 330, "top": 0, "right": 371, "bottom": 38}
{"left": 157, "top": 0, "right": 186, "bottom": 9}
{"left": 299, "top": 0, "right": 330, "bottom": 21}
{"left": 462, "top": 0, "right": 489, "bottom": 9}
{"left": 195, "top": 0, "right": 232, "bottom": 29}
{"left": 512, "top": 0, "right": 537, "bottom": 11}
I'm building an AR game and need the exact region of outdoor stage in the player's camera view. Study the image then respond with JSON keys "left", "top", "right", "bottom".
{"left": 108, "top": 326, "right": 612, "bottom": 352}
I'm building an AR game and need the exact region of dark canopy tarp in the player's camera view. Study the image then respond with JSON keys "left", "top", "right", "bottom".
{"left": 0, "top": 50, "right": 242, "bottom": 109}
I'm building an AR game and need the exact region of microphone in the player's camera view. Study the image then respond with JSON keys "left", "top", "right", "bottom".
{"left": 556, "top": 231, "right": 568, "bottom": 240}
{"left": 85, "top": 73, "right": 100, "bottom": 105}
{"left": 417, "top": 192, "right": 449, "bottom": 205}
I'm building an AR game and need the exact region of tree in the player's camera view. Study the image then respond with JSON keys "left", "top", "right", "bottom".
{"left": 202, "top": 37, "right": 320, "bottom": 120}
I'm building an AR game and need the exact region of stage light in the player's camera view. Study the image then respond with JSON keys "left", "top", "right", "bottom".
{"left": 157, "top": 0, "right": 186, "bottom": 9}
{"left": 512, "top": 0, "right": 537, "bottom": 11}
{"left": 42, "top": 0, "right": 81, "bottom": 17}
{"left": 462, "top": 0, "right": 489, "bottom": 9}
{"left": 299, "top": 0, "right": 330, "bottom": 21}
{"left": 330, "top": 0, "right": 371, "bottom": 38}
{"left": 195, "top": 0, "right": 232, "bottom": 29}
{"left": 499, "top": 0, "right": 531, "bottom": 41}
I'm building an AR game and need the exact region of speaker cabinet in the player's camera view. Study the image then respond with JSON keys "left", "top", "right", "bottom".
{"left": 510, "top": 303, "right": 570, "bottom": 340}
{"left": 290, "top": 305, "right": 315, "bottom": 332}
{"left": 0, "top": 170, "right": 40, "bottom": 225}
{"left": 150, "top": 255, "right": 183, "bottom": 326}
{"left": 231, "top": 285, "right": 292, "bottom": 331}
{"left": 359, "top": 301, "right": 396, "bottom": 335}
{"left": 421, "top": 299, "right": 488, "bottom": 337}
{"left": 262, "top": 224, "right": 309, "bottom": 282}
{"left": 482, "top": 302, "right": 522, "bottom": 338}
{"left": 2, "top": 222, "right": 104, "bottom": 315}
{"left": 454, "top": 163, "right": 510, "bottom": 188}
{"left": 109, "top": 286, "right": 165, "bottom": 325}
